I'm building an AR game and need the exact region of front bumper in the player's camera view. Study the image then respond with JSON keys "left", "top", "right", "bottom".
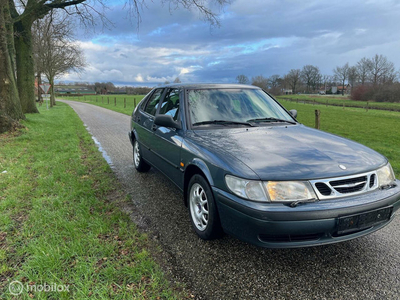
{"left": 213, "top": 180, "right": 400, "bottom": 248}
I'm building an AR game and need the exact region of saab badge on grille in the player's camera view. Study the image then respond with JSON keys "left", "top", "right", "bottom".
{"left": 339, "top": 164, "right": 347, "bottom": 170}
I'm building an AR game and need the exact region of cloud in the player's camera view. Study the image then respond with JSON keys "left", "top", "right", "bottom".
{"left": 62, "top": 0, "right": 400, "bottom": 86}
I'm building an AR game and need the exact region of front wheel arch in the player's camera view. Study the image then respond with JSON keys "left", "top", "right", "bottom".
{"left": 183, "top": 161, "right": 214, "bottom": 207}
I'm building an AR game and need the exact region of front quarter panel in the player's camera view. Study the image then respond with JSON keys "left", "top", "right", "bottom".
{"left": 181, "top": 131, "right": 259, "bottom": 191}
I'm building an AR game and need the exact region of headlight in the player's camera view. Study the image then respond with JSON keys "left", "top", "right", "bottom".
{"left": 225, "top": 175, "right": 317, "bottom": 203}
{"left": 264, "top": 181, "right": 317, "bottom": 202}
{"left": 225, "top": 175, "right": 268, "bottom": 201}
{"left": 377, "top": 163, "right": 396, "bottom": 188}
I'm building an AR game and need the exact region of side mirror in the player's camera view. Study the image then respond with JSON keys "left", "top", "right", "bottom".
{"left": 289, "top": 109, "right": 297, "bottom": 119}
{"left": 154, "top": 114, "right": 181, "bottom": 129}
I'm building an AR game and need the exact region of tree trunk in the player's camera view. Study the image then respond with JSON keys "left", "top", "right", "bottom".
{"left": 342, "top": 80, "right": 345, "bottom": 95}
{"left": 49, "top": 77, "right": 55, "bottom": 107}
{"left": 0, "top": 0, "right": 25, "bottom": 134}
{"left": 37, "top": 73, "right": 42, "bottom": 104}
{"left": 14, "top": 17, "right": 39, "bottom": 114}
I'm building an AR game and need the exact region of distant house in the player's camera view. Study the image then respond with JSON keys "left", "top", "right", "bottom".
{"left": 337, "top": 84, "right": 351, "bottom": 94}
{"left": 282, "top": 89, "right": 293, "bottom": 95}
{"left": 329, "top": 85, "right": 351, "bottom": 95}
{"left": 55, "top": 85, "right": 96, "bottom": 95}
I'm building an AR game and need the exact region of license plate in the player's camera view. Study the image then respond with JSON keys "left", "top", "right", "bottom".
{"left": 337, "top": 206, "right": 393, "bottom": 235}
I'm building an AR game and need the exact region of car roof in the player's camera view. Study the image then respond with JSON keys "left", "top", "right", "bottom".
{"left": 155, "top": 83, "right": 261, "bottom": 90}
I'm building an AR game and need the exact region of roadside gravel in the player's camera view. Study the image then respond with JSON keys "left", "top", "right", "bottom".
{"left": 62, "top": 100, "right": 400, "bottom": 300}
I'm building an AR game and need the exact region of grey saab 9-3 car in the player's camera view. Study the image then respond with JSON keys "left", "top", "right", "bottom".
{"left": 129, "top": 84, "right": 400, "bottom": 248}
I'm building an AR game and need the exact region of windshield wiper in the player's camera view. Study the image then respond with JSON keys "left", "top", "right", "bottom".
{"left": 192, "top": 120, "right": 256, "bottom": 127}
{"left": 246, "top": 117, "right": 296, "bottom": 125}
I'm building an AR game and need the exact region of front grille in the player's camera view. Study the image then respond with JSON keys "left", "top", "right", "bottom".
{"left": 330, "top": 176, "right": 367, "bottom": 194}
{"left": 310, "top": 171, "right": 378, "bottom": 200}
{"left": 315, "top": 182, "right": 332, "bottom": 196}
{"left": 369, "top": 174, "right": 376, "bottom": 188}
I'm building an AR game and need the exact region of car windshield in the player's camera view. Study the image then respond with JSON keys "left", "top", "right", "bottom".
{"left": 187, "top": 88, "right": 294, "bottom": 126}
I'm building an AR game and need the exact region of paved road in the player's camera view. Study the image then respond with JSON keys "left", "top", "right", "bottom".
{"left": 62, "top": 100, "right": 400, "bottom": 300}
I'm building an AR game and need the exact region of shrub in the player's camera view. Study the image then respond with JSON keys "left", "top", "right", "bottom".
{"left": 351, "top": 85, "right": 373, "bottom": 101}
{"left": 373, "top": 84, "right": 400, "bottom": 102}
{"left": 351, "top": 84, "right": 400, "bottom": 102}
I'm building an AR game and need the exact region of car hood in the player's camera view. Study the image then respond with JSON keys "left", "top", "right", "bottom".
{"left": 192, "top": 125, "right": 387, "bottom": 180}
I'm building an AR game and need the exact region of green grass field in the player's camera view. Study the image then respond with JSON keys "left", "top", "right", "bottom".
{"left": 58, "top": 94, "right": 146, "bottom": 115}
{"left": 0, "top": 103, "right": 183, "bottom": 299}
{"left": 276, "top": 94, "right": 400, "bottom": 111}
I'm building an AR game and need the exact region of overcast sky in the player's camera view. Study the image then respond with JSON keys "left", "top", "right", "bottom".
{"left": 61, "top": 0, "right": 400, "bottom": 87}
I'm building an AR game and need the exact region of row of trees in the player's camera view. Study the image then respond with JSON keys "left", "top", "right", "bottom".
{"left": 237, "top": 54, "right": 399, "bottom": 99}
{"left": 59, "top": 81, "right": 152, "bottom": 95}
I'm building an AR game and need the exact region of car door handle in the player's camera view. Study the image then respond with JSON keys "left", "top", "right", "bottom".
{"left": 152, "top": 124, "right": 158, "bottom": 131}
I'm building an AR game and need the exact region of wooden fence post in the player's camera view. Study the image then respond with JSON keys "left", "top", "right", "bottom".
{"left": 366, "top": 101, "right": 369, "bottom": 112}
{"left": 114, "top": 97, "right": 116, "bottom": 106}
{"left": 315, "top": 110, "right": 321, "bottom": 129}
{"left": 124, "top": 98, "right": 126, "bottom": 108}
{"left": 96, "top": 97, "right": 98, "bottom": 102}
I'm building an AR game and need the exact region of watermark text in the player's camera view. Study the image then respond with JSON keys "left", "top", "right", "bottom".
{"left": 9, "top": 280, "right": 69, "bottom": 295}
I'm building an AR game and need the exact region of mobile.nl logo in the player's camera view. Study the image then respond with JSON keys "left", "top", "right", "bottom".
{"left": 9, "top": 280, "right": 70, "bottom": 295}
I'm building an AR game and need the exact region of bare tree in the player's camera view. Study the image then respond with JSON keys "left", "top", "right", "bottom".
{"left": 369, "top": 54, "right": 396, "bottom": 85}
{"left": 321, "top": 75, "right": 331, "bottom": 92}
{"left": 268, "top": 75, "right": 280, "bottom": 88}
{"left": 301, "top": 65, "right": 320, "bottom": 93}
{"left": 356, "top": 57, "right": 372, "bottom": 85}
{"left": 333, "top": 63, "right": 349, "bottom": 95}
{"left": 236, "top": 74, "right": 249, "bottom": 84}
{"left": 285, "top": 69, "right": 301, "bottom": 94}
{"left": 251, "top": 75, "right": 269, "bottom": 90}
{"left": 268, "top": 74, "right": 281, "bottom": 95}
{"left": 347, "top": 66, "right": 358, "bottom": 87}
{"left": 33, "top": 11, "right": 86, "bottom": 107}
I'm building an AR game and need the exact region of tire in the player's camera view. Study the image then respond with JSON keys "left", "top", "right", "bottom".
{"left": 188, "top": 174, "right": 223, "bottom": 240}
{"left": 133, "top": 139, "right": 151, "bottom": 172}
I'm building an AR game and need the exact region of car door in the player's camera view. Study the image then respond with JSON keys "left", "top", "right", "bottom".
{"left": 151, "top": 88, "right": 184, "bottom": 187}
{"left": 135, "top": 88, "right": 164, "bottom": 165}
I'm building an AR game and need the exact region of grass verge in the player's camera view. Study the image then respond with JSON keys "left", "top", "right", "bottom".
{"left": 58, "top": 95, "right": 145, "bottom": 116}
{"left": 0, "top": 103, "right": 184, "bottom": 299}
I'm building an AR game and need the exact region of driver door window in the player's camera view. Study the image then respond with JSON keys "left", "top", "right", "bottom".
{"left": 159, "top": 89, "right": 180, "bottom": 121}
{"left": 144, "top": 89, "right": 163, "bottom": 116}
